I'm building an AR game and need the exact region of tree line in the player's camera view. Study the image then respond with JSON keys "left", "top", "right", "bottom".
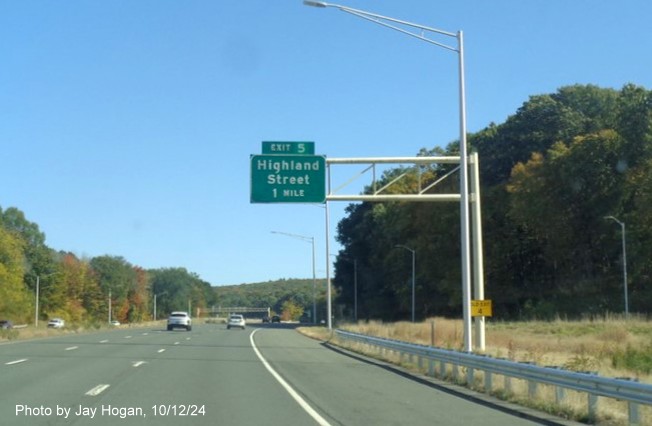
{"left": 214, "top": 278, "right": 328, "bottom": 322}
{"left": 0, "top": 207, "right": 215, "bottom": 325}
{"left": 332, "top": 84, "right": 652, "bottom": 321}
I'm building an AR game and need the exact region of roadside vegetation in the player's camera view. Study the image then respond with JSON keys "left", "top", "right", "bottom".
{"left": 332, "top": 84, "right": 652, "bottom": 322}
{"left": 0, "top": 207, "right": 216, "bottom": 327}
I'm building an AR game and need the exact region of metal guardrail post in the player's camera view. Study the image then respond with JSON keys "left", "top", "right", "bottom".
{"left": 555, "top": 386, "right": 565, "bottom": 405}
{"left": 467, "top": 367, "right": 474, "bottom": 387}
{"left": 485, "top": 371, "right": 493, "bottom": 393}
{"left": 588, "top": 394, "right": 598, "bottom": 422}
{"left": 629, "top": 402, "right": 640, "bottom": 425}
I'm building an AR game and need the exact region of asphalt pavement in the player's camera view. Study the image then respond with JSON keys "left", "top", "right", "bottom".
{"left": 0, "top": 323, "right": 579, "bottom": 425}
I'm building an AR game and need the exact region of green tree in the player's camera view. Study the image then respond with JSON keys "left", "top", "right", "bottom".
{"left": 334, "top": 84, "right": 652, "bottom": 320}
{"left": 149, "top": 268, "right": 211, "bottom": 317}
{"left": 90, "top": 256, "right": 138, "bottom": 322}
{"left": 0, "top": 226, "right": 31, "bottom": 322}
{"left": 280, "top": 299, "right": 304, "bottom": 322}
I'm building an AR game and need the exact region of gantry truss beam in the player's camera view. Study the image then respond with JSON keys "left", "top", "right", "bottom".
{"left": 326, "top": 156, "right": 464, "bottom": 202}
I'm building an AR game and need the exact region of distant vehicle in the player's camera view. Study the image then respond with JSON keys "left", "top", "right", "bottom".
{"left": 47, "top": 318, "right": 65, "bottom": 329}
{"left": 167, "top": 311, "right": 191, "bottom": 331}
{"left": 0, "top": 320, "right": 13, "bottom": 329}
{"left": 271, "top": 315, "right": 281, "bottom": 323}
{"left": 262, "top": 316, "right": 270, "bottom": 323}
{"left": 227, "top": 314, "right": 246, "bottom": 330}
{"left": 110, "top": 320, "right": 120, "bottom": 326}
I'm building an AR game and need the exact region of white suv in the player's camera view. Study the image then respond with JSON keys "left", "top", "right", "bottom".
{"left": 227, "top": 314, "right": 246, "bottom": 330}
{"left": 167, "top": 311, "right": 192, "bottom": 331}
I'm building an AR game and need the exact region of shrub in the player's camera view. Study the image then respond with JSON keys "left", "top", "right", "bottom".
{"left": 612, "top": 344, "right": 652, "bottom": 374}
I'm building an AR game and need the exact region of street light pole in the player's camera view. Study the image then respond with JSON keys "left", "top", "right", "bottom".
{"left": 35, "top": 272, "right": 60, "bottom": 327}
{"left": 304, "top": 1, "right": 472, "bottom": 349}
{"left": 271, "top": 231, "right": 318, "bottom": 324}
{"left": 353, "top": 258, "right": 358, "bottom": 321}
{"left": 605, "top": 216, "right": 629, "bottom": 318}
{"left": 332, "top": 254, "right": 359, "bottom": 322}
{"left": 35, "top": 275, "right": 40, "bottom": 327}
{"left": 396, "top": 245, "right": 416, "bottom": 322}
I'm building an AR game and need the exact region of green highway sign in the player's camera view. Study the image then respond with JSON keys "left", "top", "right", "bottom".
{"left": 251, "top": 154, "right": 326, "bottom": 203}
{"left": 262, "top": 141, "right": 315, "bottom": 155}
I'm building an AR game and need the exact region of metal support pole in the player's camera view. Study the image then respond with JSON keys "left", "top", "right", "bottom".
{"left": 605, "top": 216, "right": 629, "bottom": 317}
{"left": 35, "top": 276, "right": 40, "bottom": 327}
{"left": 326, "top": 163, "right": 333, "bottom": 330}
{"left": 353, "top": 259, "right": 358, "bottom": 321}
{"left": 396, "top": 245, "right": 416, "bottom": 322}
{"left": 470, "top": 152, "right": 486, "bottom": 351}
{"left": 411, "top": 249, "right": 416, "bottom": 323}
{"left": 457, "top": 30, "right": 472, "bottom": 353}
{"left": 311, "top": 237, "right": 317, "bottom": 324}
{"left": 325, "top": 200, "right": 332, "bottom": 330}
{"left": 621, "top": 222, "right": 629, "bottom": 318}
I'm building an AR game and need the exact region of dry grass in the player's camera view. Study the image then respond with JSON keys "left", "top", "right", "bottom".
{"left": 298, "top": 316, "right": 652, "bottom": 425}
{"left": 0, "top": 321, "right": 167, "bottom": 342}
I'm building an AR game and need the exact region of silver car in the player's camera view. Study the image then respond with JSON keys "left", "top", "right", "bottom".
{"left": 167, "top": 311, "right": 192, "bottom": 331}
{"left": 226, "top": 314, "right": 246, "bottom": 330}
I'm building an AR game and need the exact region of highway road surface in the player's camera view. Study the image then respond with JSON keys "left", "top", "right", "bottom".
{"left": 1, "top": 323, "right": 576, "bottom": 425}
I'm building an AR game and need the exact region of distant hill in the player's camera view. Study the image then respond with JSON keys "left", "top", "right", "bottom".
{"left": 213, "top": 278, "right": 328, "bottom": 318}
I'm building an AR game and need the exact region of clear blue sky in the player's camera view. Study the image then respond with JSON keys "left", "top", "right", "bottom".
{"left": 2, "top": 1, "right": 651, "bottom": 286}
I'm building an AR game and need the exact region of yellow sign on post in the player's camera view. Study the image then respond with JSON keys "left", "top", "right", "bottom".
{"left": 471, "top": 300, "right": 492, "bottom": 317}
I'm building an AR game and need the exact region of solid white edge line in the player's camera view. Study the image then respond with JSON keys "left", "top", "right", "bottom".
{"left": 249, "top": 329, "right": 332, "bottom": 426}
{"left": 6, "top": 359, "right": 28, "bottom": 365}
{"left": 85, "top": 384, "right": 110, "bottom": 396}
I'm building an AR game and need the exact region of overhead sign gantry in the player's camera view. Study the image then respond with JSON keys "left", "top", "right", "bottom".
{"left": 249, "top": 144, "right": 487, "bottom": 351}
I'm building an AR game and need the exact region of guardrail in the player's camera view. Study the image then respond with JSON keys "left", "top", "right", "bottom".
{"left": 335, "top": 329, "right": 652, "bottom": 425}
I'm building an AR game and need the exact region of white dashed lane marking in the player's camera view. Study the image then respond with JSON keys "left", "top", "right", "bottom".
{"left": 85, "top": 384, "right": 110, "bottom": 396}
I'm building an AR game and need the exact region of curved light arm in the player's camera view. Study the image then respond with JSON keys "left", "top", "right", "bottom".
{"left": 395, "top": 244, "right": 415, "bottom": 254}
{"left": 604, "top": 215, "right": 624, "bottom": 226}
{"left": 271, "top": 230, "right": 313, "bottom": 243}
{"left": 304, "top": 1, "right": 458, "bottom": 52}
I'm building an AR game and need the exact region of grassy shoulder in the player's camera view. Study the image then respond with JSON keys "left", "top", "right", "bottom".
{"left": 0, "top": 320, "right": 167, "bottom": 342}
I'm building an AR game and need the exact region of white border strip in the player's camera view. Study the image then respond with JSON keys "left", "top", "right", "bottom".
{"left": 249, "top": 329, "right": 331, "bottom": 426}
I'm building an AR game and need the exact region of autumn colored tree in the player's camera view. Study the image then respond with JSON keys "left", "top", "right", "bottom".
{"left": 334, "top": 84, "right": 652, "bottom": 320}
{"left": 0, "top": 226, "right": 32, "bottom": 322}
